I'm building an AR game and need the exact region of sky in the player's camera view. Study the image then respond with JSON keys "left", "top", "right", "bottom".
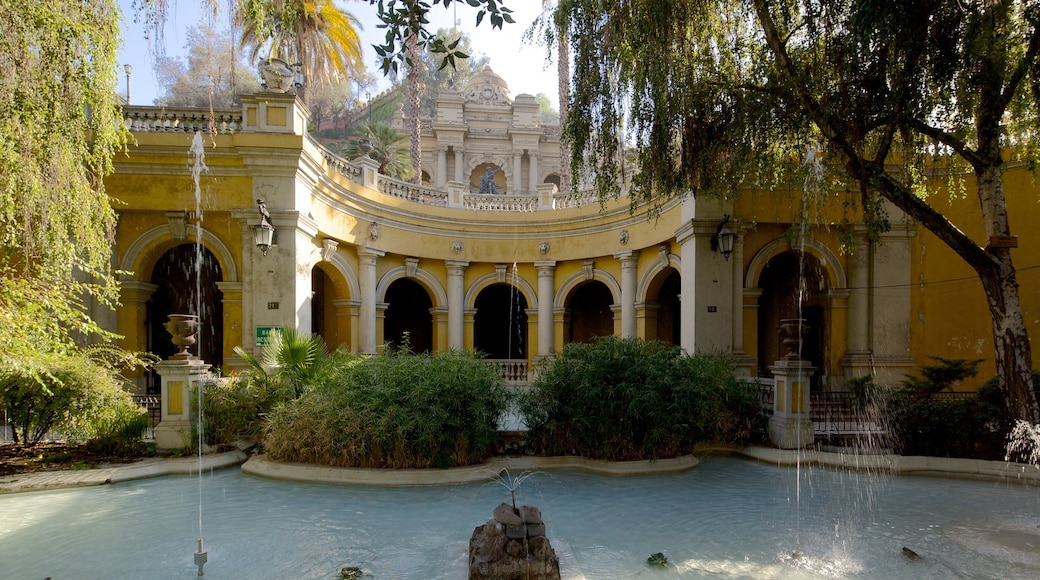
{"left": 116, "top": 0, "right": 562, "bottom": 108}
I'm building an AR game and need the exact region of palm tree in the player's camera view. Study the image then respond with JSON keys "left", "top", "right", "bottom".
{"left": 404, "top": 32, "right": 425, "bottom": 184}
{"left": 237, "top": 0, "right": 364, "bottom": 102}
{"left": 341, "top": 121, "right": 416, "bottom": 181}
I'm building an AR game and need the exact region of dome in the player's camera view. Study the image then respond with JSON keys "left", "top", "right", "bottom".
{"left": 463, "top": 66, "right": 512, "bottom": 106}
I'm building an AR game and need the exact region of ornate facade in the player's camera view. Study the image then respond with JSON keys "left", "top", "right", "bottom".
{"left": 108, "top": 76, "right": 1040, "bottom": 396}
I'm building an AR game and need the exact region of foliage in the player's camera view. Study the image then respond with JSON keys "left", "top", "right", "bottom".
{"left": 0, "top": 1, "right": 126, "bottom": 353}
{"left": 901, "top": 357, "right": 985, "bottom": 398}
{"left": 887, "top": 360, "right": 1010, "bottom": 460}
{"left": 366, "top": 0, "right": 515, "bottom": 77}
{"left": 264, "top": 347, "right": 509, "bottom": 468}
{"left": 518, "top": 337, "right": 761, "bottom": 460}
{"left": 416, "top": 27, "right": 490, "bottom": 116}
{"left": 83, "top": 398, "right": 149, "bottom": 456}
{"left": 237, "top": 0, "right": 365, "bottom": 95}
{"left": 340, "top": 121, "right": 416, "bottom": 180}
{"left": 154, "top": 22, "right": 261, "bottom": 108}
{"left": 0, "top": 347, "right": 153, "bottom": 448}
{"left": 200, "top": 329, "right": 329, "bottom": 445}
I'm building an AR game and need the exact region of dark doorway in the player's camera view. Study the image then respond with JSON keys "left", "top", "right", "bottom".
{"left": 757, "top": 250, "right": 827, "bottom": 388}
{"left": 474, "top": 283, "right": 528, "bottom": 359}
{"left": 148, "top": 244, "right": 224, "bottom": 392}
{"left": 566, "top": 281, "right": 614, "bottom": 344}
{"left": 654, "top": 270, "right": 681, "bottom": 346}
{"left": 383, "top": 278, "right": 434, "bottom": 353}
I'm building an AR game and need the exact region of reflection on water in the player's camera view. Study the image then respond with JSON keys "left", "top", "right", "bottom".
{"left": 0, "top": 456, "right": 1037, "bottom": 579}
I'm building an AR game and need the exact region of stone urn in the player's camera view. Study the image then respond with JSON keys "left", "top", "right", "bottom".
{"left": 778, "top": 318, "right": 809, "bottom": 360}
{"left": 259, "top": 58, "right": 295, "bottom": 93}
{"left": 165, "top": 313, "right": 199, "bottom": 360}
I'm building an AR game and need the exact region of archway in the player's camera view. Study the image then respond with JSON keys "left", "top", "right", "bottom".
{"left": 470, "top": 162, "right": 506, "bottom": 193}
{"left": 649, "top": 269, "right": 681, "bottom": 346}
{"left": 474, "top": 283, "right": 528, "bottom": 359}
{"left": 566, "top": 280, "right": 614, "bottom": 344}
{"left": 757, "top": 251, "right": 827, "bottom": 388}
{"left": 384, "top": 278, "right": 434, "bottom": 353}
{"left": 311, "top": 265, "right": 342, "bottom": 350}
{"left": 148, "top": 244, "right": 223, "bottom": 391}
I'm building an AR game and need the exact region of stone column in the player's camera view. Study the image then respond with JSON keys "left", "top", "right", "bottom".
{"left": 615, "top": 251, "right": 638, "bottom": 338}
{"left": 535, "top": 261, "right": 556, "bottom": 357}
{"left": 446, "top": 259, "right": 469, "bottom": 349}
{"left": 436, "top": 147, "right": 447, "bottom": 187}
{"left": 528, "top": 153, "right": 539, "bottom": 195}
{"left": 730, "top": 233, "right": 755, "bottom": 375}
{"left": 512, "top": 152, "right": 523, "bottom": 193}
{"left": 847, "top": 231, "right": 870, "bottom": 354}
{"left": 454, "top": 148, "right": 465, "bottom": 182}
{"left": 358, "top": 247, "right": 384, "bottom": 354}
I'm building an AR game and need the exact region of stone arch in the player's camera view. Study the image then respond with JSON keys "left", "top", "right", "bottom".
{"left": 377, "top": 265, "right": 447, "bottom": 308}
{"left": 305, "top": 248, "right": 359, "bottom": 300}
{"left": 120, "top": 224, "right": 238, "bottom": 283}
{"left": 553, "top": 269, "right": 620, "bottom": 309}
{"left": 465, "top": 272, "right": 537, "bottom": 311}
{"left": 745, "top": 237, "right": 846, "bottom": 290}
{"left": 637, "top": 252, "right": 681, "bottom": 303}
{"left": 466, "top": 157, "right": 512, "bottom": 192}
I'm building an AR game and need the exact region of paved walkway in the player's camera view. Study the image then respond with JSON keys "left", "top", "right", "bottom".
{"left": 2, "top": 446, "right": 1038, "bottom": 494}
{"left": 0, "top": 450, "right": 248, "bottom": 494}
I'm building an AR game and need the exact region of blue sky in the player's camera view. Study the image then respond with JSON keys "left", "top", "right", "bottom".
{"left": 116, "top": 0, "right": 561, "bottom": 107}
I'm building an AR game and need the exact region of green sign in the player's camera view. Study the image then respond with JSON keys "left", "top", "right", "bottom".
{"left": 255, "top": 326, "right": 285, "bottom": 346}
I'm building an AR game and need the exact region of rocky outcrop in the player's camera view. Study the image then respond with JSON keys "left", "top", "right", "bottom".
{"left": 469, "top": 502, "right": 560, "bottom": 579}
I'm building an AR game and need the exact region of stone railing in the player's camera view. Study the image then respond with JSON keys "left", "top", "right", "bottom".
{"left": 463, "top": 193, "right": 541, "bottom": 212}
{"left": 380, "top": 176, "right": 449, "bottom": 206}
{"left": 485, "top": 359, "right": 530, "bottom": 384}
{"left": 123, "top": 106, "right": 242, "bottom": 134}
{"left": 552, "top": 189, "right": 602, "bottom": 209}
{"left": 322, "top": 150, "right": 363, "bottom": 184}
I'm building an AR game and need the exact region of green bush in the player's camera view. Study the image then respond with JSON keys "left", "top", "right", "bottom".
{"left": 0, "top": 346, "right": 151, "bottom": 449}
{"left": 84, "top": 397, "right": 149, "bottom": 455}
{"left": 887, "top": 358, "right": 1008, "bottom": 459}
{"left": 200, "top": 329, "right": 332, "bottom": 446}
{"left": 264, "top": 347, "right": 509, "bottom": 468}
{"left": 518, "top": 337, "right": 760, "bottom": 460}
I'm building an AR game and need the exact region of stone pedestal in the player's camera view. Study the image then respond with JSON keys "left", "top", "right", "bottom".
{"left": 469, "top": 503, "right": 560, "bottom": 580}
{"left": 768, "top": 356, "right": 816, "bottom": 449}
{"left": 154, "top": 358, "right": 212, "bottom": 451}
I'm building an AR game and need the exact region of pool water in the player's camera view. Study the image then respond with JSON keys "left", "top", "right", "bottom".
{"left": 1, "top": 456, "right": 1038, "bottom": 579}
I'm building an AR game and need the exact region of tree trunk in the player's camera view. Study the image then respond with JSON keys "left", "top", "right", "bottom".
{"left": 557, "top": 26, "right": 571, "bottom": 194}
{"left": 406, "top": 33, "right": 424, "bottom": 184}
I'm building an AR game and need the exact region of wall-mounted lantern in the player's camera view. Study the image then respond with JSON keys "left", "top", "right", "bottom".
{"left": 712, "top": 214, "right": 735, "bottom": 260}
{"left": 253, "top": 198, "right": 274, "bottom": 255}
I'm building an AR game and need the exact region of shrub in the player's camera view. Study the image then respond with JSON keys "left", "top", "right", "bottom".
{"left": 518, "top": 337, "right": 760, "bottom": 460}
{"left": 0, "top": 346, "right": 153, "bottom": 449}
{"left": 264, "top": 347, "right": 509, "bottom": 468}
{"left": 201, "top": 329, "right": 332, "bottom": 446}
{"left": 887, "top": 358, "right": 1008, "bottom": 459}
{"left": 84, "top": 397, "right": 149, "bottom": 455}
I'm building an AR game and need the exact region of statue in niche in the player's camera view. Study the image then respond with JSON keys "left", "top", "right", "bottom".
{"left": 479, "top": 166, "right": 499, "bottom": 194}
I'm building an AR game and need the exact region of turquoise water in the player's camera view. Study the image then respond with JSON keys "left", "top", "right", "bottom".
{"left": 1, "top": 456, "right": 1038, "bottom": 579}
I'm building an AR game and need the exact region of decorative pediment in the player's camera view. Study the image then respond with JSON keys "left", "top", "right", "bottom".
{"left": 464, "top": 81, "right": 512, "bottom": 107}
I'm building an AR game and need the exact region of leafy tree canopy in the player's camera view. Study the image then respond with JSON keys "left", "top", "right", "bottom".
{"left": 155, "top": 22, "right": 261, "bottom": 108}
{"left": 0, "top": 0, "right": 126, "bottom": 359}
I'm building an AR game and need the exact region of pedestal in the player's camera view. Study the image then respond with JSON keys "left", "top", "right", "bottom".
{"left": 153, "top": 358, "right": 212, "bottom": 451}
{"left": 768, "top": 357, "right": 816, "bottom": 449}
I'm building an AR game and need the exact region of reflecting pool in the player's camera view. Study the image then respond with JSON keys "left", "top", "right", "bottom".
{"left": 1, "top": 456, "right": 1038, "bottom": 579}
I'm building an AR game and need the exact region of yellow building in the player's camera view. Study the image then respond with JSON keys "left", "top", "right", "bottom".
{"left": 106, "top": 77, "right": 1040, "bottom": 396}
